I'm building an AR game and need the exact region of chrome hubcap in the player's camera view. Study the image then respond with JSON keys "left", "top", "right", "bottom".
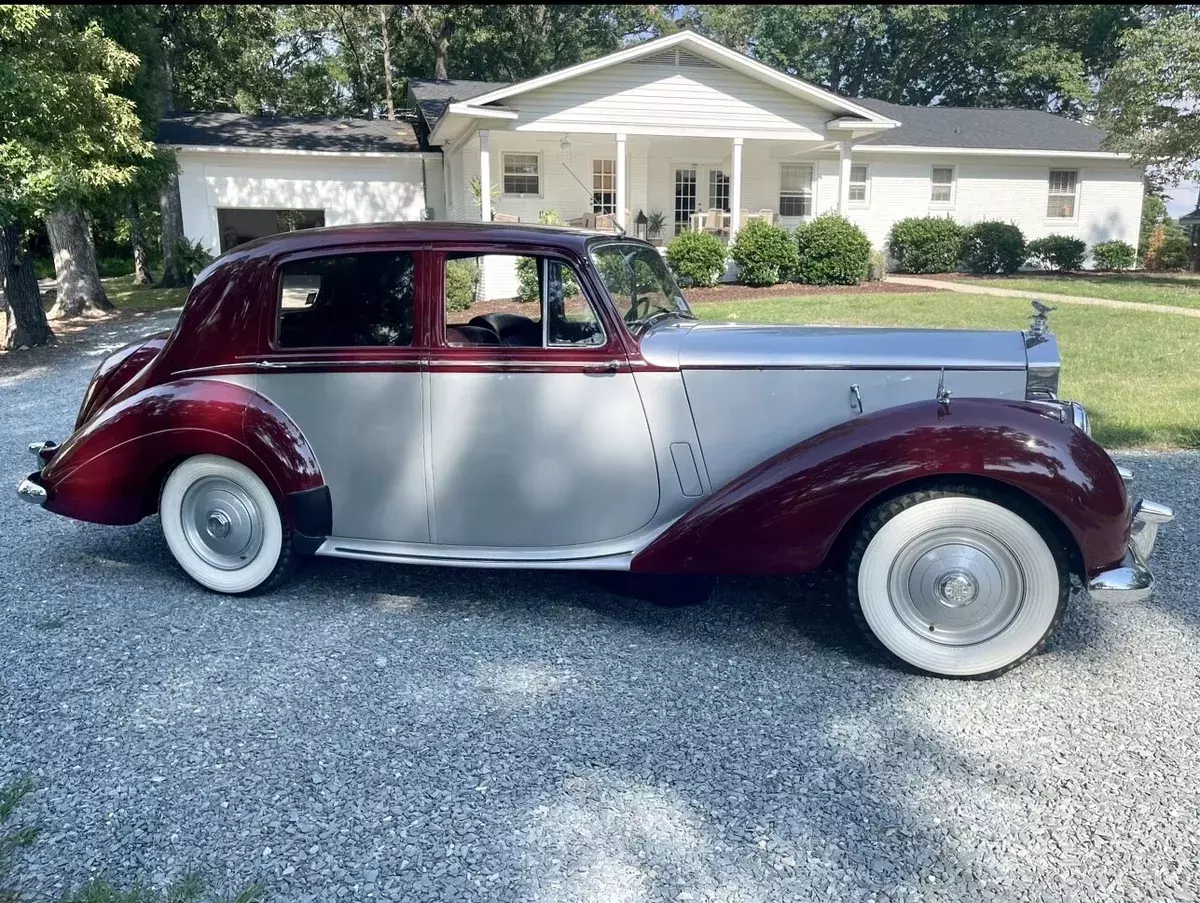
{"left": 888, "top": 530, "right": 1026, "bottom": 646}
{"left": 180, "top": 476, "right": 262, "bottom": 570}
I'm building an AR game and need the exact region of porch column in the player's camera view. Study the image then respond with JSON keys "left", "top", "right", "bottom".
{"left": 479, "top": 130, "right": 492, "bottom": 222}
{"left": 615, "top": 132, "right": 627, "bottom": 229}
{"left": 729, "top": 137, "right": 744, "bottom": 241}
{"left": 837, "top": 140, "right": 852, "bottom": 214}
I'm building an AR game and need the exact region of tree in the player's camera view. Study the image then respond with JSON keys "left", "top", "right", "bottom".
{"left": 0, "top": 6, "right": 153, "bottom": 347}
{"left": 1099, "top": 9, "right": 1200, "bottom": 183}
{"left": 689, "top": 5, "right": 1143, "bottom": 116}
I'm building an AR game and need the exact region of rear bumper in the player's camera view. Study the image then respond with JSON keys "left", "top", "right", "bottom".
{"left": 16, "top": 440, "right": 57, "bottom": 508}
{"left": 1088, "top": 498, "right": 1174, "bottom": 603}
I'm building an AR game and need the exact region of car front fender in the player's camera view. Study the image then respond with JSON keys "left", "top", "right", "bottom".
{"left": 631, "top": 398, "right": 1129, "bottom": 578}
{"left": 38, "top": 378, "right": 328, "bottom": 540}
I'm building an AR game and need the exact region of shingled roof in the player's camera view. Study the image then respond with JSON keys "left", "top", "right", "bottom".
{"left": 156, "top": 112, "right": 423, "bottom": 153}
{"left": 852, "top": 98, "right": 1108, "bottom": 153}
{"left": 408, "top": 77, "right": 1109, "bottom": 154}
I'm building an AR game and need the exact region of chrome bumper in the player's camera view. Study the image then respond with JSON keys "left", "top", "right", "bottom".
{"left": 17, "top": 440, "right": 57, "bottom": 507}
{"left": 1088, "top": 497, "right": 1174, "bottom": 603}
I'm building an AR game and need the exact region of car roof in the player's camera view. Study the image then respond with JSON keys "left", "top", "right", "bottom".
{"left": 222, "top": 220, "right": 640, "bottom": 259}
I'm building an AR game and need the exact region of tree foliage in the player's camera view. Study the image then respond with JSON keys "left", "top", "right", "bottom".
{"left": 688, "top": 4, "right": 1143, "bottom": 116}
{"left": 1099, "top": 9, "right": 1200, "bottom": 183}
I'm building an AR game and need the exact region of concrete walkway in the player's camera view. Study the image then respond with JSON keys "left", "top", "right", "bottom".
{"left": 885, "top": 275, "right": 1200, "bottom": 318}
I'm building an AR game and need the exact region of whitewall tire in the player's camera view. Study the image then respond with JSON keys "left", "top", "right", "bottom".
{"left": 160, "top": 455, "right": 293, "bottom": 595}
{"left": 847, "top": 488, "right": 1067, "bottom": 679}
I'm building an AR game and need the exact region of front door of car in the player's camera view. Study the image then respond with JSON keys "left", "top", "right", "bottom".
{"left": 251, "top": 246, "right": 429, "bottom": 543}
{"left": 428, "top": 250, "right": 660, "bottom": 548}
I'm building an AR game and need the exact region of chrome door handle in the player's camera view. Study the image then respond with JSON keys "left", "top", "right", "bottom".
{"left": 256, "top": 361, "right": 288, "bottom": 370}
{"left": 583, "top": 360, "right": 621, "bottom": 375}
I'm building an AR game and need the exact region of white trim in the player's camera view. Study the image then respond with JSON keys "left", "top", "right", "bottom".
{"left": 827, "top": 118, "right": 898, "bottom": 131}
{"left": 854, "top": 145, "right": 1131, "bottom": 160}
{"left": 479, "top": 131, "right": 492, "bottom": 221}
{"left": 451, "top": 32, "right": 898, "bottom": 127}
{"left": 837, "top": 142, "right": 852, "bottom": 214}
{"left": 444, "top": 104, "right": 519, "bottom": 120}
{"left": 615, "top": 133, "right": 627, "bottom": 228}
{"left": 169, "top": 144, "right": 440, "bottom": 160}
{"left": 730, "top": 137, "right": 743, "bottom": 240}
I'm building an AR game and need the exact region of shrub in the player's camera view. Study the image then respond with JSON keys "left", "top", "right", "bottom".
{"left": 175, "top": 238, "right": 214, "bottom": 282}
{"left": 665, "top": 231, "right": 728, "bottom": 287}
{"left": 959, "top": 221, "right": 1026, "bottom": 274}
{"left": 867, "top": 248, "right": 888, "bottom": 282}
{"left": 886, "top": 216, "right": 965, "bottom": 273}
{"left": 445, "top": 258, "right": 479, "bottom": 311}
{"left": 1143, "top": 224, "right": 1191, "bottom": 271}
{"left": 793, "top": 213, "right": 871, "bottom": 285}
{"left": 729, "top": 218, "right": 798, "bottom": 286}
{"left": 516, "top": 210, "right": 576, "bottom": 300}
{"left": 1090, "top": 239, "right": 1136, "bottom": 271}
{"left": 1026, "top": 234, "right": 1087, "bottom": 271}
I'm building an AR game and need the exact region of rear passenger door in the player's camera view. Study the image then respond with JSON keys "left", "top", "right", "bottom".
{"left": 428, "top": 248, "right": 660, "bottom": 548}
{"left": 251, "top": 247, "right": 430, "bottom": 542}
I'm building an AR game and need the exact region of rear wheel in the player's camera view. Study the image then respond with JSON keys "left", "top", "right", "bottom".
{"left": 160, "top": 455, "right": 294, "bottom": 595}
{"left": 847, "top": 487, "right": 1067, "bottom": 679}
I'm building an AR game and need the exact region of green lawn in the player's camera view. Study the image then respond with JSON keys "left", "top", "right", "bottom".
{"left": 100, "top": 274, "right": 190, "bottom": 312}
{"left": 692, "top": 291, "right": 1200, "bottom": 449}
{"left": 942, "top": 273, "right": 1200, "bottom": 309}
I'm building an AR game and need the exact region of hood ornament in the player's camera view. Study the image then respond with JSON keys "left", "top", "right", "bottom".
{"left": 936, "top": 367, "right": 952, "bottom": 410}
{"left": 1026, "top": 299, "right": 1056, "bottom": 346}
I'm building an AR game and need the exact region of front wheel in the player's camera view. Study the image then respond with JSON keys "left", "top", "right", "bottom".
{"left": 847, "top": 488, "right": 1067, "bottom": 679}
{"left": 160, "top": 455, "right": 294, "bottom": 595}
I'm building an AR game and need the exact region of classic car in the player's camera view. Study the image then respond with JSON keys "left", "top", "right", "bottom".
{"left": 17, "top": 222, "right": 1174, "bottom": 678}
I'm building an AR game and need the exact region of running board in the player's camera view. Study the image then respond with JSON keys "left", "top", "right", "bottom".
{"left": 315, "top": 537, "right": 633, "bottom": 571}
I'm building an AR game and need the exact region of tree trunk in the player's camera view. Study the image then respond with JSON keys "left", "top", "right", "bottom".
{"left": 46, "top": 206, "right": 114, "bottom": 320}
{"left": 0, "top": 223, "right": 55, "bottom": 350}
{"left": 159, "top": 167, "right": 188, "bottom": 288}
{"left": 433, "top": 18, "right": 454, "bottom": 80}
{"left": 380, "top": 5, "right": 396, "bottom": 120}
{"left": 130, "top": 201, "right": 151, "bottom": 285}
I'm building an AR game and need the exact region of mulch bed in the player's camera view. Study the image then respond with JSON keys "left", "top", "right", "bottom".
{"left": 683, "top": 280, "right": 937, "bottom": 302}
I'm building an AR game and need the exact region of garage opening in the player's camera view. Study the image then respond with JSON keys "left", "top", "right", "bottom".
{"left": 216, "top": 208, "right": 326, "bottom": 252}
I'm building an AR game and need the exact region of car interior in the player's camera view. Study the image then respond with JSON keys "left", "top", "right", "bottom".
{"left": 278, "top": 252, "right": 415, "bottom": 348}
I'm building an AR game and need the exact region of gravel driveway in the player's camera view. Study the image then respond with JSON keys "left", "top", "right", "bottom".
{"left": 2, "top": 316, "right": 1198, "bottom": 903}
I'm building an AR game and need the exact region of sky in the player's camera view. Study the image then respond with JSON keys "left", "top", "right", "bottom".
{"left": 1166, "top": 180, "right": 1200, "bottom": 218}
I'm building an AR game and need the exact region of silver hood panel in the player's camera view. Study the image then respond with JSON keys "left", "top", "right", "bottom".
{"left": 641, "top": 321, "right": 1029, "bottom": 371}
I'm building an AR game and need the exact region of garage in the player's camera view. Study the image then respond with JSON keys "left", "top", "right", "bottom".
{"left": 156, "top": 111, "right": 446, "bottom": 256}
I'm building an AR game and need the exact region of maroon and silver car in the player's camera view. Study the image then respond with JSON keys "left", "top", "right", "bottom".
{"left": 17, "top": 223, "right": 1173, "bottom": 678}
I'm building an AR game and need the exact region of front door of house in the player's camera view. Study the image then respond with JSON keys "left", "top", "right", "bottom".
{"left": 674, "top": 168, "right": 697, "bottom": 235}
{"left": 674, "top": 167, "right": 731, "bottom": 234}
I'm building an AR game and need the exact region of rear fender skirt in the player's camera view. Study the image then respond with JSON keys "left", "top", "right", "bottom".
{"left": 40, "top": 378, "right": 325, "bottom": 529}
{"left": 631, "top": 398, "right": 1129, "bottom": 578}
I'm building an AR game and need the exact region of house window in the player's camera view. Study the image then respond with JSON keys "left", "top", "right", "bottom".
{"left": 593, "top": 159, "right": 616, "bottom": 214}
{"left": 709, "top": 170, "right": 731, "bottom": 212}
{"left": 502, "top": 153, "right": 540, "bottom": 196}
{"left": 1047, "top": 170, "right": 1078, "bottom": 218}
{"left": 779, "top": 163, "right": 813, "bottom": 217}
{"left": 848, "top": 164, "right": 869, "bottom": 204}
{"left": 931, "top": 166, "right": 955, "bottom": 204}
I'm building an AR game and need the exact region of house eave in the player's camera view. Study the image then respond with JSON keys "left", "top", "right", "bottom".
{"left": 166, "top": 143, "right": 437, "bottom": 159}
{"left": 852, "top": 145, "right": 1133, "bottom": 160}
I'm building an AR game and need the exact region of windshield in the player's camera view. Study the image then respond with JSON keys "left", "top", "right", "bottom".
{"left": 589, "top": 241, "right": 695, "bottom": 329}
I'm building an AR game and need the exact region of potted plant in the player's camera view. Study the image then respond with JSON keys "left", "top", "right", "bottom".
{"left": 647, "top": 210, "right": 667, "bottom": 246}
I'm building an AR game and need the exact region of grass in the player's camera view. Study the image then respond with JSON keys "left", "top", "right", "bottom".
{"left": 941, "top": 272, "right": 1200, "bottom": 309}
{"left": 100, "top": 275, "right": 189, "bottom": 313}
{"left": 0, "top": 777, "right": 261, "bottom": 903}
{"left": 691, "top": 291, "right": 1200, "bottom": 449}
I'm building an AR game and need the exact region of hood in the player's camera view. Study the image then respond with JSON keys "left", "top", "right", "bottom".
{"left": 639, "top": 320, "right": 1031, "bottom": 371}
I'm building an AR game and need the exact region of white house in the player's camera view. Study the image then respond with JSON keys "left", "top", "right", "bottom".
{"left": 159, "top": 30, "right": 1143, "bottom": 296}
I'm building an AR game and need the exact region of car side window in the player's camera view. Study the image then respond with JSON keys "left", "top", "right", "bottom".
{"left": 277, "top": 251, "right": 415, "bottom": 348}
{"left": 443, "top": 252, "right": 603, "bottom": 348}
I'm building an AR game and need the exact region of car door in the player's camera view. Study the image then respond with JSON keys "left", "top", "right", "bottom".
{"left": 250, "top": 245, "right": 430, "bottom": 542}
{"left": 428, "top": 247, "right": 660, "bottom": 548}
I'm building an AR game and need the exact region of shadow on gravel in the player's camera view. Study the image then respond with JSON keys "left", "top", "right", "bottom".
{"left": 15, "top": 522, "right": 1018, "bottom": 901}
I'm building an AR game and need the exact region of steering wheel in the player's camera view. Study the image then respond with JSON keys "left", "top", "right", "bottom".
{"left": 625, "top": 293, "right": 652, "bottom": 324}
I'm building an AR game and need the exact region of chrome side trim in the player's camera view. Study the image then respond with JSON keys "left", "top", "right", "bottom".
{"left": 1116, "top": 465, "right": 1133, "bottom": 487}
{"left": 1131, "top": 499, "right": 1174, "bottom": 560}
{"left": 316, "top": 537, "right": 634, "bottom": 571}
{"left": 17, "top": 477, "right": 47, "bottom": 506}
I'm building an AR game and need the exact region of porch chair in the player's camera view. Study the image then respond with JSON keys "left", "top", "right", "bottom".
{"left": 492, "top": 212, "right": 520, "bottom": 223}
{"left": 756, "top": 209, "right": 775, "bottom": 225}
{"left": 594, "top": 213, "right": 617, "bottom": 232}
{"left": 702, "top": 208, "right": 725, "bottom": 239}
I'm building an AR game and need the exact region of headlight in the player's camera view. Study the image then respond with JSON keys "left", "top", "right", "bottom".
{"left": 1064, "top": 401, "right": 1090, "bottom": 436}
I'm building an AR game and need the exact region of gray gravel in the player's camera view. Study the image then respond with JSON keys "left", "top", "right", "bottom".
{"left": 2, "top": 315, "right": 1199, "bottom": 903}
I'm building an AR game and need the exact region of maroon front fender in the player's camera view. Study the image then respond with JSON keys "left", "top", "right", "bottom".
{"left": 632, "top": 398, "right": 1129, "bottom": 579}
{"left": 40, "top": 379, "right": 324, "bottom": 529}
